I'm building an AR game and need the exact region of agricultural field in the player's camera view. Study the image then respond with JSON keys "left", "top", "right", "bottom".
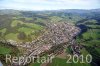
{"left": 0, "top": 18, "right": 44, "bottom": 42}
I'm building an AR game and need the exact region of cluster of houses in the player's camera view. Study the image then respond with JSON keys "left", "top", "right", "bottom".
{"left": 0, "top": 22, "right": 81, "bottom": 65}
{"left": 1, "top": 22, "right": 80, "bottom": 56}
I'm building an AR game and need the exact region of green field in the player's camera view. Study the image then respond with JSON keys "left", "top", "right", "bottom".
{"left": 82, "top": 29, "right": 100, "bottom": 40}
{"left": 18, "top": 27, "right": 34, "bottom": 35}
{"left": 0, "top": 46, "right": 11, "bottom": 55}
{"left": 0, "top": 28, "right": 6, "bottom": 36}
{"left": 0, "top": 19, "right": 44, "bottom": 42}
{"left": 11, "top": 20, "right": 24, "bottom": 27}
{"left": 5, "top": 33, "right": 19, "bottom": 41}
{"left": 30, "top": 63, "right": 41, "bottom": 66}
